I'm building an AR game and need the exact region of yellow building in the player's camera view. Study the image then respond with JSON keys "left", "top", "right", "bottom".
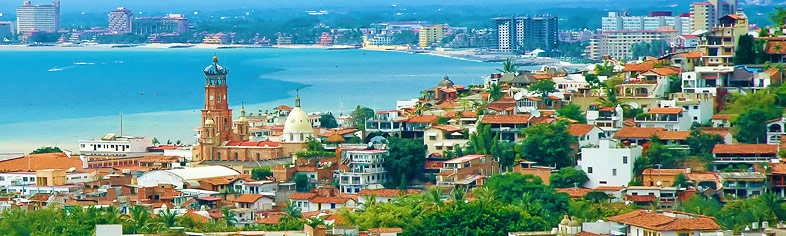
{"left": 419, "top": 24, "right": 444, "bottom": 48}
{"left": 690, "top": 2, "right": 714, "bottom": 32}
{"left": 697, "top": 14, "right": 748, "bottom": 66}
{"left": 35, "top": 169, "right": 67, "bottom": 186}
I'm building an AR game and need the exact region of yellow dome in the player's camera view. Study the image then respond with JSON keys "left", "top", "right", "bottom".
{"left": 204, "top": 118, "right": 215, "bottom": 126}
{"left": 283, "top": 106, "right": 313, "bottom": 133}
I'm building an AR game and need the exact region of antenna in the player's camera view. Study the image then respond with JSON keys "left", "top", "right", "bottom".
{"left": 628, "top": 102, "right": 639, "bottom": 109}
{"left": 531, "top": 110, "right": 541, "bottom": 118}
{"left": 120, "top": 112, "right": 124, "bottom": 136}
{"left": 513, "top": 92, "right": 524, "bottom": 100}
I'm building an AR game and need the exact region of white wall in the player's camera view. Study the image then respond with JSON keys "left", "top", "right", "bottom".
{"left": 579, "top": 140, "right": 641, "bottom": 189}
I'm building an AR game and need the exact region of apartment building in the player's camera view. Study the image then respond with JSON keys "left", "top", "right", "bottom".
{"left": 588, "top": 28, "right": 677, "bottom": 60}
{"left": 602, "top": 11, "right": 691, "bottom": 34}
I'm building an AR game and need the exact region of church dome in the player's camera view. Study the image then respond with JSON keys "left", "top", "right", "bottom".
{"left": 283, "top": 106, "right": 313, "bottom": 133}
{"left": 204, "top": 56, "right": 229, "bottom": 75}
{"left": 204, "top": 118, "right": 215, "bottom": 126}
{"left": 438, "top": 75, "right": 454, "bottom": 88}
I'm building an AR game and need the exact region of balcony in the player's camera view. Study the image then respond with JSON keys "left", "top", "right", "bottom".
{"left": 635, "top": 114, "right": 678, "bottom": 122}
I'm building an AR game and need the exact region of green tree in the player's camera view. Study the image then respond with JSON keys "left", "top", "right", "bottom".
{"left": 156, "top": 210, "right": 178, "bottom": 229}
{"left": 392, "top": 31, "right": 418, "bottom": 45}
{"left": 221, "top": 208, "right": 237, "bottom": 227}
{"left": 529, "top": 79, "right": 556, "bottom": 97}
{"left": 734, "top": 34, "right": 756, "bottom": 65}
{"left": 319, "top": 113, "right": 339, "bottom": 128}
{"left": 644, "top": 136, "right": 687, "bottom": 168}
{"left": 410, "top": 201, "right": 548, "bottom": 236}
{"left": 519, "top": 121, "right": 576, "bottom": 168}
{"left": 686, "top": 129, "right": 724, "bottom": 158}
{"left": 594, "top": 61, "right": 615, "bottom": 77}
{"left": 350, "top": 106, "right": 375, "bottom": 129}
{"left": 585, "top": 74, "right": 602, "bottom": 88}
{"left": 735, "top": 109, "right": 769, "bottom": 144}
{"left": 251, "top": 167, "right": 273, "bottom": 180}
{"left": 668, "top": 74, "right": 682, "bottom": 93}
{"left": 152, "top": 137, "right": 160, "bottom": 145}
{"left": 679, "top": 195, "right": 722, "bottom": 217}
{"left": 384, "top": 137, "right": 427, "bottom": 184}
{"left": 497, "top": 58, "right": 519, "bottom": 73}
{"left": 488, "top": 82, "right": 504, "bottom": 101}
{"left": 557, "top": 104, "right": 586, "bottom": 123}
{"left": 768, "top": 7, "right": 786, "bottom": 31}
{"left": 672, "top": 173, "right": 689, "bottom": 187}
{"left": 294, "top": 173, "right": 311, "bottom": 192}
{"left": 550, "top": 167, "right": 589, "bottom": 188}
{"left": 30, "top": 146, "right": 62, "bottom": 154}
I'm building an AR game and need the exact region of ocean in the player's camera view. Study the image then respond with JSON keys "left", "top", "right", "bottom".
{"left": 0, "top": 47, "right": 523, "bottom": 153}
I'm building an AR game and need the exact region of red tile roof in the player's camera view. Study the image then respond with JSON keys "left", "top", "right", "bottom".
{"left": 711, "top": 114, "right": 731, "bottom": 120}
{"left": 234, "top": 194, "right": 266, "bottom": 203}
{"left": 310, "top": 196, "right": 351, "bottom": 204}
{"left": 185, "top": 211, "right": 211, "bottom": 223}
{"left": 613, "top": 127, "right": 665, "bottom": 139}
{"left": 445, "top": 154, "right": 487, "bottom": 164}
{"left": 687, "top": 172, "right": 719, "bottom": 182}
{"left": 425, "top": 161, "right": 444, "bottom": 169}
{"left": 594, "top": 186, "right": 623, "bottom": 191}
{"left": 275, "top": 105, "right": 293, "bottom": 111}
{"left": 648, "top": 67, "right": 680, "bottom": 76}
{"left": 654, "top": 131, "right": 691, "bottom": 140}
{"left": 712, "top": 144, "right": 778, "bottom": 154}
{"left": 431, "top": 125, "right": 462, "bottom": 133}
{"left": 0, "top": 152, "right": 83, "bottom": 172}
{"left": 255, "top": 214, "right": 284, "bottom": 225}
{"left": 647, "top": 107, "right": 683, "bottom": 114}
{"left": 607, "top": 210, "right": 720, "bottom": 231}
{"left": 481, "top": 114, "right": 532, "bottom": 124}
{"left": 289, "top": 192, "right": 317, "bottom": 200}
{"left": 568, "top": 124, "right": 596, "bottom": 136}
{"left": 625, "top": 195, "right": 657, "bottom": 202}
{"left": 434, "top": 100, "right": 462, "bottom": 109}
{"left": 444, "top": 111, "right": 478, "bottom": 118}
{"left": 678, "top": 51, "right": 703, "bottom": 58}
{"left": 407, "top": 115, "right": 439, "bottom": 124}
{"left": 623, "top": 61, "right": 656, "bottom": 72}
{"left": 766, "top": 41, "right": 786, "bottom": 54}
{"left": 485, "top": 96, "right": 516, "bottom": 111}
{"left": 556, "top": 187, "right": 593, "bottom": 198}
{"left": 772, "top": 162, "right": 786, "bottom": 174}
{"left": 139, "top": 155, "right": 180, "bottom": 164}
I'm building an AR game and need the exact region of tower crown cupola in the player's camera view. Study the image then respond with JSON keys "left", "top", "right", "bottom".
{"left": 203, "top": 56, "right": 229, "bottom": 86}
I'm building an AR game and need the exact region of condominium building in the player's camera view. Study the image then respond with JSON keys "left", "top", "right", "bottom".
{"left": 16, "top": 0, "right": 60, "bottom": 34}
{"left": 107, "top": 7, "right": 133, "bottom": 34}
{"left": 0, "top": 22, "right": 12, "bottom": 38}
{"left": 691, "top": 0, "right": 739, "bottom": 32}
{"left": 493, "top": 15, "right": 558, "bottom": 52}
{"left": 419, "top": 24, "right": 445, "bottom": 48}
{"left": 78, "top": 133, "right": 153, "bottom": 169}
{"left": 697, "top": 14, "right": 749, "bottom": 66}
{"left": 601, "top": 11, "right": 691, "bottom": 34}
{"left": 588, "top": 28, "right": 677, "bottom": 60}
{"left": 336, "top": 150, "right": 389, "bottom": 194}
{"left": 133, "top": 14, "right": 189, "bottom": 35}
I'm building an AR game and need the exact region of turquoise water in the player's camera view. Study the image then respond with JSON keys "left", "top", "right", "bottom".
{"left": 0, "top": 47, "right": 510, "bottom": 152}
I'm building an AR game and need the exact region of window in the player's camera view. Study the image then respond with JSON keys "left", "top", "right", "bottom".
{"left": 612, "top": 169, "right": 617, "bottom": 176}
{"left": 587, "top": 167, "right": 593, "bottom": 173}
{"left": 623, "top": 156, "right": 628, "bottom": 164}
{"left": 429, "top": 136, "right": 436, "bottom": 140}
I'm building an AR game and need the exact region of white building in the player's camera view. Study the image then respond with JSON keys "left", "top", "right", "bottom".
{"left": 635, "top": 107, "right": 693, "bottom": 131}
{"left": 337, "top": 150, "right": 389, "bottom": 194}
{"left": 605, "top": 210, "right": 721, "bottom": 236}
{"left": 602, "top": 11, "right": 691, "bottom": 34}
{"left": 136, "top": 166, "right": 240, "bottom": 188}
{"left": 107, "top": 7, "right": 133, "bottom": 34}
{"left": 586, "top": 104, "right": 624, "bottom": 137}
{"left": 16, "top": 0, "right": 60, "bottom": 34}
{"left": 578, "top": 140, "right": 641, "bottom": 189}
{"left": 588, "top": 29, "right": 677, "bottom": 61}
{"left": 552, "top": 74, "right": 588, "bottom": 92}
{"left": 657, "top": 93, "right": 714, "bottom": 126}
{"left": 281, "top": 97, "right": 314, "bottom": 143}
{"left": 78, "top": 133, "right": 152, "bottom": 169}
{"left": 568, "top": 124, "right": 604, "bottom": 148}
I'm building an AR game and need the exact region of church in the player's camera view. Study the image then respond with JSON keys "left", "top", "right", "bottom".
{"left": 196, "top": 56, "right": 313, "bottom": 163}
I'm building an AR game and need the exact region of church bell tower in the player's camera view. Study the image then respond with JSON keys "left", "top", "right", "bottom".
{"left": 200, "top": 56, "right": 233, "bottom": 160}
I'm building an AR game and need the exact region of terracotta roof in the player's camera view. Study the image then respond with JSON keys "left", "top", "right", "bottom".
{"left": 407, "top": 115, "right": 439, "bottom": 124}
{"left": 275, "top": 105, "right": 293, "bottom": 111}
{"left": 29, "top": 194, "right": 50, "bottom": 202}
{"left": 481, "top": 114, "right": 532, "bottom": 124}
{"left": 310, "top": 196, "right": 351, "bottom": 204}
{"left": 444, "top": 111, "right": 478, "bottom": 118}
{"left": 678, "top": 51, "right": 703, "bottom": 58}
{"left": 648, "top": 67, "right": 680, "bottom": 76}
{"left": 766, "top": 40, "right": 786, "bottom": 54}
{"left": 576, "top": 231, "right": 605, "bottom": 236}
{"left": 256, "top": 214, "right": 284, "bottom": 225}
{"left": 445, "top": 154, "right": 487, "bottom": 164}
{"left": 712, "top": 144, "right": 778, "bottom": 154}
{"left": 295, "top": 166, "right": 319, "bottom": 172}
{"left": 324, "top": 213, "right": 348, "bottom": 225}
{"left": 698, "top": 127, "right": 730, "bottom": 137}
{"left": 200, "top": 176, "right": 238, "bottom": 186}
{"left": 642, "top": 168, "right": 687, "bottom": 176}
{"left": 324, "top": 132, "right": 346, "bottom": 143}
{"left": 357, "top": 189, "right": 422, "bottom": 197}
{"left": 654, "top": 131, "right": 690, "bottom": 140}
{"left": 772, "top": 162, "right": 786, "bottom": 174}
{"left": 0, "top": 152, "right": 83, "bottom": 172}
{"left": 556, "top": 187, "right": 593, "bottom": 198}
{"left": 152, "top": 202, "right": 174, "bottom": 209}
{"left": 594, "top": 186, "right": 623, "bottom": 191}
{"left": 224, "top": 141, "right": 280, "bottom": 147}
{"left": 139, "top": 155, "right": 180, "bottom": 164}
{"left": 485, "top": 96, "right": 516, "bottom": 111}
{"left": 185, "top": 211, "right": 211, "bottom": 223}
{"left": 766, "top": 68, "right": 781, "bottom": 77}
{"left": 625, "top": 195, "right": 656, "bottom": 202}
{"left": 289, "top": 192, "right": 317, "bottom": 200}
{"left": 623, "top": 61, "right": 656, "bottom": 72}
{"left": 568, "top": 124, "right": 596, "bottom": 136}
{"left": 431, "top": 125, "right": 462, "bottom": 133}
{"left": 234, "top": 194, "right": 266, "bottom": 203}
{"left": 425, "top": 161, "right": 444, "bottom": 169}
{"left": 647, "top": 107, "right": 683, "bottom": 114}
{"left": 181, "top": 198, "right": 196, "bottom": 208}
{"left": 113, "top": 165, "right": 152, "bottom": 172}
{"left": 160, "top": 191, "right": 182, "bottom": 200}
{"left": 613, "top": 127, "right": 665, "bottom": 139}
{"left": 607, "top": 209, "right": 720, "bottom": 231}
{"left": 711, "top": 114, "right": 731, "bottom": 120}
{"left": 368, "top": 228, "right": 403, "bottom": 234}
{"left": 434, "top": 100, "right": 462, "bottom": 109}
{"left": 302, "top": 210, "right": 322, "bottom": 218}
{"left": 317, "top": 128, "right": 357, "bottom": 137}
{"left": 687, "top": 172, "right": 719, "bottom": 182}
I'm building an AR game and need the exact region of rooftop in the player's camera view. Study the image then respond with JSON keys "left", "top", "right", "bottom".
{"left": 444, "top": 154, "right": 487, "bottom": 164}
{"left": 606, "top": 209, "right": 720, "bottom": 231}
{"left": 712, "top": 144, "right": 778, "bottom": 154}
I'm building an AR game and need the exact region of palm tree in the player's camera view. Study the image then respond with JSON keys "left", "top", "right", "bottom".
{"left": 596, "top": 87, "right": 629, "bottom": 109}
{"left": 420, "top": 187, "right": 445, "bottom": 213}
{"left": 497, "top": 57, "right": 518, "bottom": 73}
{"left": 359, "top": 194, "right": 377, "bottom": 210}
{"left": 157, "top": 209, "right": 178, "bottom": 229}
{"left": 126, "top": 206, "right": 153, "bottom": 234}
{"left": 451, "top": 186, "right": 466, "bottom": 204}
{"left": 221, "top": 208, "right": 237, "bottom": 227}
{"left": 282, "top": 201, "right": 303, "bottom": 222}
{"left": 487, "top": 82, "right": 503, "bottom": 102}
{"left": 473, "top": 187, "right": 496, "bottom": 205}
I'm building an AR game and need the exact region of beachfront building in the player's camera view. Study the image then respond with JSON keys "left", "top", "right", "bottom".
{"left": 0, "top": 22, "right": 12, "bottom": 38}
{"left": 602, "top": 11, "right": 691, "bottom": 34}
{"left": 578, "top": 140, "right": 641, "bottom": 189}
{"left": 419, "top": 24, "right": 445, "bottom": 48}
{"left": 16, "top": 0, "right": 60, "bottom": 34}
{"left": 133, "top": 14, "right": 189, "bottom": 36}
{"left": 107, "top": 7, "right": 133, "bottom": 34}
{"left": 78, "top": 133, "right": 152, "bottom": 169}
{"left": 588, "top": 28, "right": 677, "bottom": 61}
{"left": 336, "top": 150, "right": 389, "bottom": 194}
{"left": 493, "top": 15, "right": 558, "bottom": 52}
